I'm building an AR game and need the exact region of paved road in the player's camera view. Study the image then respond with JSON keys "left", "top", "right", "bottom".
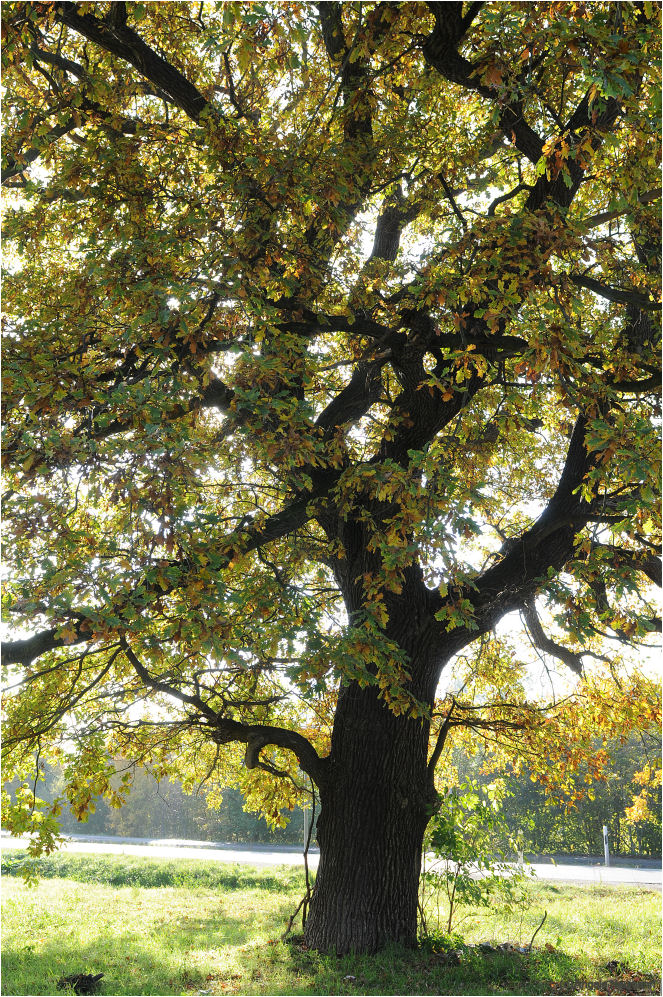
{"left": 2, "top": 834, "right": 660, "bottom": 888}
{"left": 2, "top": 834, "right": 311, "bottom": 868}
{"left": 424, "top": 855, "right": 661, "bottom": 889}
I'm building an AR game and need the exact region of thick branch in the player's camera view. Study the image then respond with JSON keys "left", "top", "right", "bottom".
{"left": 570, "top": 274, "right": 660, "bottom": 311}
{"left": 214, "top": 720, "right": 328, "bottom": 789}
{"left": 423, "top": 9, "right": 628, "bottom": 214}
{"left": 0, "top": 486, "right": 315, "bottom": 669}
{"left": 54, "top": 3, "right": 211, "bottom": 122}
{"left": 120, "top": 641, "right": 328, "bottom": 788}
{"left": 2, "top": 118, "right": 79, "bottom": 184}
{"left": 427, "top": 699, "right": 455, "bottom": 780}
{"left": 2, "top": 627, "right": 61, "bottom": 668}
{"left": 432, "top": 413, "right": 599, "bottom": 645}
{"left": 580, "top": 188, "right": 662, "bottom": 230}
{"left": 369, "top": 186, "right": 416, "bottom": 262}
{"left": 577, "top": 545, "right": 662, "bottom": 587}
{"left": 422, "top": 4, "right": 544, "bottom": 165}
{"left": 4, "top": 350, "right": 391, "bottom": 669}
{"left": 521, "top": 599, "right": 583, "bottom": 675}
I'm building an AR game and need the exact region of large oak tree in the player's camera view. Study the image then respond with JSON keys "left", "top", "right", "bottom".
{"left": 2, "top": 1, "right": 661, "bottom": 954}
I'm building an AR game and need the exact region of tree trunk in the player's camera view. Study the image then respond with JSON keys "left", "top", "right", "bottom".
{"left": 304, "top": 682, "right": 436, "bottom": 954}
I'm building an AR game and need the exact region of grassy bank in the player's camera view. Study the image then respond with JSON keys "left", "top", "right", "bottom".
{"left": 1, "top": 851, "right": 660, "bottom": 996}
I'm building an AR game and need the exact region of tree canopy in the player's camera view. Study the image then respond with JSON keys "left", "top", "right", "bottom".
{"left": 2, "top": 0, "right": 661, "bottom": 953}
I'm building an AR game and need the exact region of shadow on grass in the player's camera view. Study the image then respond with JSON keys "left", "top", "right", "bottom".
{"left": 2, "top": 903, "right": 252, "bottom": 996}
{"left": 275, "top": 938, "right": 590, "bottom": 996}
{"left": 3, "top": 864, "right": 658, "bottom": 996}
{"left": 1, "top": 851, "right": 305, "bottom": 892}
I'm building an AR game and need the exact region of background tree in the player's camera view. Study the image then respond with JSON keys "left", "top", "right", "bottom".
{"left": 448, "top": 726, "right": 662, "bottom": 858}
{"left": 2, "top": 1, "right": 660, "bottom": 954}
{"left": 3, "top": 760, "right": 314, "bottom": 844}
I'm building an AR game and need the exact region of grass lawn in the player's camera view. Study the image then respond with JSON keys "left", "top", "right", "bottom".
{"left": 1, "top": 850, "right": 660, "bottom": 996}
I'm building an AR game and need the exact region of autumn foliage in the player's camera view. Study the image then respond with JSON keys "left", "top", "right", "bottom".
{"left": 2, "top": 1, "right": 661, "bottom": 953}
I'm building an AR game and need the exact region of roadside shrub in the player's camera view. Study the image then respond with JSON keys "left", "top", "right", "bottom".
{"left": 420, "top": 778, "right": 533, "bottom": 935}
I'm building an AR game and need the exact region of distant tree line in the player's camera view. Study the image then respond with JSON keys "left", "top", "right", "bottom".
{"left": 455, "top": 733, "right": 661, "bottom": 859}
{"left": 14, "top": 762, "right": 315, "bottom": 847}
{"left": 5, "top": 732, "right": 658, "bottom": 858}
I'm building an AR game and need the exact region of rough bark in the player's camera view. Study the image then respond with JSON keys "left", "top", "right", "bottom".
{"left": 304, "top": 681, "right": 437, "bottom": 954}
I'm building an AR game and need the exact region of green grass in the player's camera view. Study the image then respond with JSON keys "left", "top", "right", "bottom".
{"left": 0, "top": 850, "right": 303, "bottom": 891}
{"left": 1, "top": 850, "right": 660, "bottom": 996}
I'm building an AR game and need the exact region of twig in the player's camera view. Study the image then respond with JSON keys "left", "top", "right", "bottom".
{"left": 282, "top": 892, "right": 309, "bottom": 941}
{"left": 302, "top": 784, "right": 316, "bottom": 927}
{"left": 528, "top": 909, "right": 547, "bottom": 952}
{"left": 282, "top": 784, "right": 316, "bottom": 938}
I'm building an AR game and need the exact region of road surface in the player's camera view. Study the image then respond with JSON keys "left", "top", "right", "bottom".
{"left": 2, "top": 833, "right": 660, "bottom": 888}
